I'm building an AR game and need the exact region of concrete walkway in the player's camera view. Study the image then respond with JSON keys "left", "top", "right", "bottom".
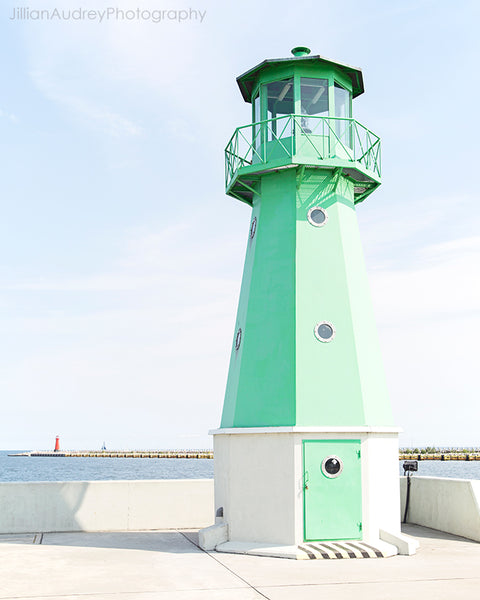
{"left": 0, "top": 525, "right": 478, "bottom": 599}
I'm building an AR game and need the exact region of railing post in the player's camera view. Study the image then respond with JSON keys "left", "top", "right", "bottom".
{"left": 291, "top": 115, "right": 295, "bottom": 157}
{"left": 234, "top": 134, "right": 238, "bottom": 173}
{"left": 262, "top": 120, "right": 266, "bottom": 163}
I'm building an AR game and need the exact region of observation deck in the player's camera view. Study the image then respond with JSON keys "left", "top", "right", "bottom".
{"left": 225, "top": 114, "right": 381, "bottom": 205}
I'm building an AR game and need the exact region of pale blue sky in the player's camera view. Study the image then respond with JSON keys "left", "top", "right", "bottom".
{"left": 0, "top": 0, "right": 478, "bottom": 449}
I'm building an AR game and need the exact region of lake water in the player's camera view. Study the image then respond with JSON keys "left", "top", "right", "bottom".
{"left": 1, "top": 451, "right": 479, "bottom": 482}
{"left": 0, "top": 451, "right": 214, "bottom": 482}
{"left": 397, "top": 459, "right": 480, "bottom": 480}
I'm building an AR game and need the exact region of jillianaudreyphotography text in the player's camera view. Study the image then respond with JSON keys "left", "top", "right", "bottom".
{"left": 8, "top": 6, "right": 207, "bottom": 24}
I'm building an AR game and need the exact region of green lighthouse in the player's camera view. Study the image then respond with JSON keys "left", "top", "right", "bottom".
{"left": 203, "top": 48, "right": 415, "bottom": 559}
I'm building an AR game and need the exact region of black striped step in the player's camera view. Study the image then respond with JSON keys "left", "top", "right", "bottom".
{"left": 298, "top": 540, "right": 385, "bottom": 559}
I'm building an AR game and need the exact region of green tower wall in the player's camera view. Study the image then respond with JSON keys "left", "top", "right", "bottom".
{"left": 222, "top": 169, "right": 297, "bottom": 427}
{"left": 295, "top": 170, "right": 393, "bottom": 426}
{"left": 220, "top": 167, "right": 393, "bottom": 428}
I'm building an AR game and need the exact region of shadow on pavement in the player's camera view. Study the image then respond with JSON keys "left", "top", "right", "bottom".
{"left": 41, "top": 529, "right": 204, "bottom": 553}
{"left": 402, "top": 523, "right": 480, "bottom": 545}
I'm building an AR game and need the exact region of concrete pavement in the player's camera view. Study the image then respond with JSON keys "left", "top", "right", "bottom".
{"left": 0, "top": 525, "right": 478, "bottom": 599}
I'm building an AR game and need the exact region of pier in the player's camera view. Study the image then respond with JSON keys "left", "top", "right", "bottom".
{"left": 1, "top": 476, "right": 480, "bottom": 599}
{"left": 0, "top": 525, "right": 478, "bottom": 600}
{"left": 9, "top": 450, "right": 480, "bottom": 460}
{"left": 9, "top": 450, "right": 213, "bottom": 459}
{"left": 399, "top": 452, "right": 480, "bottom": 461}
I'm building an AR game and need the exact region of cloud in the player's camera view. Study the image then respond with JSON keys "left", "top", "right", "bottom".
{"left": 30, "top": 69, "right": 143, "bottom": 136}
{"left": 0, "top": 219, "right": 244, "bottom": 295}
{"left": 368, "top": 234, "right": 480, "bottom": 445}
{"left": 0, "top": 108, "right": 17, "bottom": 122}
{"left": 421, "top": 237, "right": 480, "bottom": 262}
{"left": 359, "top": 193, "right": 480, "bottom": 272}
{"left": 0, "top": 221, "right": 240, "bottom": 448}
{"left": 19, "top": 0, "right": 240, "bottom": 146}
{"left": 370, "top": 235, "right": 480, "bottom": 322}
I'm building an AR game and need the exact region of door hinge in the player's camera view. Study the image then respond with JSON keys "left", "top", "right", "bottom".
{"left": 304, "top": 471, "right": 309, "bottom": 490}
{"left": 357, "top": 521, "right": 362, "bottom": 531}
{"left": 357, "top": 450, "right": 361, "bottom": 458}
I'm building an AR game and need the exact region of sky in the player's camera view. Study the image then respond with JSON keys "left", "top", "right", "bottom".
{"left": 0, "top": 0, "right": 478, "bottom": 450}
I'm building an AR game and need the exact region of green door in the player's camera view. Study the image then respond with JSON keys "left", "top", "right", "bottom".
{"left": 303, "top": 440, "right": 362, "bottom": 541}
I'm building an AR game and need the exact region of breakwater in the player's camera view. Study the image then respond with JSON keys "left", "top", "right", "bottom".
{"left": 399, "top": 452, "right": 480, "bottom": 461}
{"left": 9, "top": 450, "right": 213, "bottom": 459}
{"left": 8, "top": 450, "right": 479, "bottom": 461}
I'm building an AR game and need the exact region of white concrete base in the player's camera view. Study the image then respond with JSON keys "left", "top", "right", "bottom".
{"left": 380, "top": 528, "right": 420, "bottom": 555}
{"left": 216, "top": 541, "right": 301, "bottom": 560}
{"left": 211, "top": 427, "right": 411, "bottom": 556}
{"left": 216, "top": 538, "right": 398, "bottom": 560}
{"left": 198, "top": 522, "right": 228, "bottom": 551}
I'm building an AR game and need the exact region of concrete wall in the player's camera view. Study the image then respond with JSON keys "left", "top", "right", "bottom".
{"left": 4, "top": 474, "right": 480, "bottom": 540}
{"left": 400, "top": 476, "right": 480, "bottom": 541}
{"left": 0, "top": 479, "right": 215, "bottom": 534}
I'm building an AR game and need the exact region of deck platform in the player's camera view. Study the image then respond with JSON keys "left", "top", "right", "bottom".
{"left": 0, "top": 524, "right": 478, "bottom": 599}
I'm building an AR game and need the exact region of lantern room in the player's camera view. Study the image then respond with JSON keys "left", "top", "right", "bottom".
{"left": 226, "top": 47, "right": 380, "bottom": 206}
{"left": 242, "top": 46, "right": 359, "bottom": 141}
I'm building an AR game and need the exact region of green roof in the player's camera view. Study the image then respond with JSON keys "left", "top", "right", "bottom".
{"left": 237, "top": 53, "right": 364, "bottom": 103}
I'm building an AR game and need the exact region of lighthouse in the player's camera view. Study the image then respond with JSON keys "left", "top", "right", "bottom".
{"left": 203, "top": 48, "right": 416, "bottom": 558}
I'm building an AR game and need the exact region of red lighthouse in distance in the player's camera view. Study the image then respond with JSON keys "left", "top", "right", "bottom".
{"left": 54, "top": 436, "right": 60, "bottom": 452}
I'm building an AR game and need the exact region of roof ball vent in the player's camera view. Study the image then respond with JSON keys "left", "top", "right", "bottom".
{"left": 291, "top": 46, "right": 311, "bottom": 57}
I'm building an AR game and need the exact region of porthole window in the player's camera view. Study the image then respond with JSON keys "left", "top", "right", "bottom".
{"left": 235, "top": 328, "right": 242, "bottom": 351}
{"left": 307, "top": 206, "right": 327, "bottom": 227}
{"left": 322, "top": 455, "right": 343, "bottom": 478}
{"left": 314, "top": 321, "right": 335, "bottom": 342}
{"left": 249, "top": 217, "right": 257, "bottom": 240}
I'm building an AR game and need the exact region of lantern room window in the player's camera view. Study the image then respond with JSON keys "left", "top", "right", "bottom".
{"left": 301, "top": 78, "right": 329, "bottom": 116}
{"left": 300, "top": 78, "right": 329, "bottom": 134}
{"left": 264, "top": 78, "right": 294, "bottom": 140}
{"left": 334, "top": 82, "right": 352, "bottom": 147}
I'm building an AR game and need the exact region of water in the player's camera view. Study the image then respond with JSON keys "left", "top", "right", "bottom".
{"left": 0, "top": 451, "right": 214, "bottom": 482}
{"left": 398, "top": 459, "right": 480, "bottom": 480}
{"left": 2, "top": 451, "right": 479, "bottom": 483}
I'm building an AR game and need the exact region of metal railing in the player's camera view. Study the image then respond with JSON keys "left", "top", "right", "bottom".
{"left": 225, "top": 114, "right": 381, "bottom": 190}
